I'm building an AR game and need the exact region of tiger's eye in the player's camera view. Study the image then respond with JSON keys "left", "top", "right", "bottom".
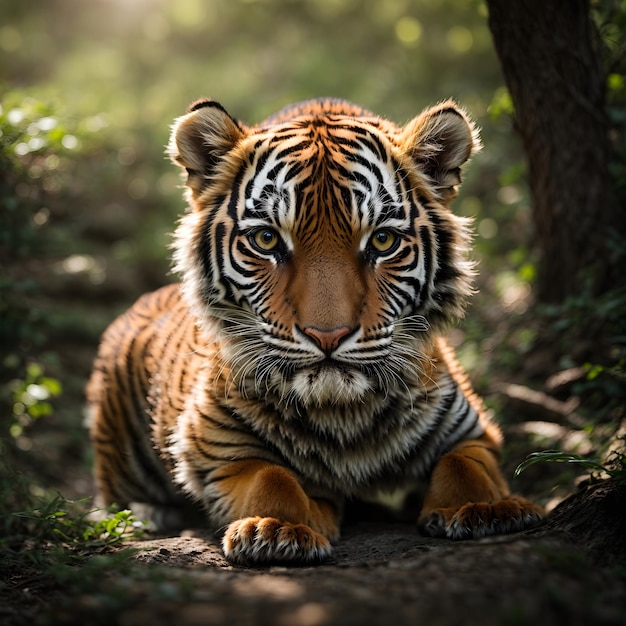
{"left": 252, "top": 228, "right": 280, "bottom": 252}
{"left": 370, "top": 229, "right": 398, "bottom": 254}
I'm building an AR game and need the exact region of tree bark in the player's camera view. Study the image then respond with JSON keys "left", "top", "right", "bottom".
{"left": 486, "top": 0, "right": 622, "bottom": 304}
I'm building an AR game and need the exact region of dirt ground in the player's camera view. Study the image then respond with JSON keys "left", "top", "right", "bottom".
{"left": 9, "top": 478, "right": 624, "bottom": 626}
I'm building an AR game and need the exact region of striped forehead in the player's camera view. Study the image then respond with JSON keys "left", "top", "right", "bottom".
{"left": 239, "top": 119, "right": 410, "bottom": 233}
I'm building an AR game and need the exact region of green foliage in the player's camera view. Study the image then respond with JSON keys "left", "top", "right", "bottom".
{"left": 6, "top": 361, "right": 62, "bottom": 438}
{"left": 488, "top": 86, "right": 514, "bottom": 119}
{"left": 594, "top": 0, "right": 626, "bottom": 197}
{"left": 0, "top": 463, "right": 145, "bottom": 608}
{"left": 2, "top": 492, "right": 144, "bottom": 550}
{"left": 0, "top": 494, "right": 143, "bottom": 623}
{"left": 515, "top": 448, "right": 626, "bottom": 482}
{"left": 543, "top": 284, "right": 626, "bottom": 350}
{"left": 0, "top": 463, "right": 164, "bottom": 625}
{"left": 0, "top": 444, "right": 145, "bottom": 546}
{"left": 0, "top": 94, "right": 89, "bottom": 455}
{"left": 575, "top": 358, "right": 626, "bottom": 419}
{"left": 540, "top": 265, "right": 626, "bottom": 423}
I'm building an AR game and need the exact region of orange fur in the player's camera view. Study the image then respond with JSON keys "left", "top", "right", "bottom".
{"left": 212, "top": 460, "right": 340, "bottom": 540}
{"left": 419, "top": 437, "right": 543, "bottom": 538}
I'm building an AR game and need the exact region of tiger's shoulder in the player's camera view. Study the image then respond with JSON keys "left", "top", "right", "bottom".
{"left": 127, "top": 282, "right": 184, "bottom": 319}
{"left": 98, "top": 282, "right": 187, "bottom": 346}
{"left": 86, "top": 283, "right": 193, "bottom": 404}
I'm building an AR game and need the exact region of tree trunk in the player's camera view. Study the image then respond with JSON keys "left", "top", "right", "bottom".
{"left": 486, "top": 0, "right": 622, "bottom": 304}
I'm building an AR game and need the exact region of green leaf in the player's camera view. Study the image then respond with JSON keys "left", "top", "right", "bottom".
{"left": 514, "top": 451, "right": 609, "bottom": 477}
{"left": 40, "top": 377, "right": 63, "bottom": 396}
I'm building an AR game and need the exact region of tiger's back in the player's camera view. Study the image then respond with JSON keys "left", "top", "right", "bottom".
{"left": 88, "top": 284, "right": 186, "bottom": 507}
{"left": 88, "top": 98, "right": 542, "bottom": 563}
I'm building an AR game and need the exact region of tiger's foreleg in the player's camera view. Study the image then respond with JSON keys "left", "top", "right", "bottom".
{"left": 418, "top": 436, "right": 544, "bottom": 539}
{"left": 206, "top": 460, "right": 340, "bottom": 565}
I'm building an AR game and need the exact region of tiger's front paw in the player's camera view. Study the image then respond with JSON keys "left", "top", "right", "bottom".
{"left": 419, "top": 495, "right": 544, "bottom": 540}
{"left": 222, "top": 516, "right": 333, "bottom": 565}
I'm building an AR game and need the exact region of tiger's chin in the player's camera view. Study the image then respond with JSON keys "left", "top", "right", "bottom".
{"left": 289, "top": 365, "right": 373, "bottom": 407}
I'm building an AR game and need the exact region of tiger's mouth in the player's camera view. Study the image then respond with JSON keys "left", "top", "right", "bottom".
{"left": 278, "top": 355, "right": 380, "bottom": 379}
{"left": 314, "top": 358, "right": 353, "bottom": 372}
{"left": 285, "top": 360, "right": 375, "bottom": 407}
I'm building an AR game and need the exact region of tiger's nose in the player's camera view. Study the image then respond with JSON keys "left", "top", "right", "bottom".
{"left": 303, "top": 325, "right": 352, "bottom": 354}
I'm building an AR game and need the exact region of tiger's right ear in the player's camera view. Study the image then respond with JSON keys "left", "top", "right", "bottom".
{"left": 168, "top": 99, "right": 245, "bottom": 196}
{"left": 400, "top": 101, "right": 480, "bottom": 205}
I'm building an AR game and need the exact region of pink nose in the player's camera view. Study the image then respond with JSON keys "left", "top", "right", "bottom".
{"left": 303, "top": 325, "right": 352, "bottom": 353}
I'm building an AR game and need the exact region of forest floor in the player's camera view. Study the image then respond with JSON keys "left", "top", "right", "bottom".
{"left": 102, "top": 479, "right": 626, "bottom": 626}
{"left": 3, "top": 475, "right": 625, "bottom": 626}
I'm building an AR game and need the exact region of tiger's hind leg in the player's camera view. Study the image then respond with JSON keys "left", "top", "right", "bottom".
{"left": 418, "top": 437, "right": 544, "bottom": 539}
{"left": 124, "top": 501, "right": 205, "bottom": 532}
{"left": 206, "top": 460, "right": 340, "bottom": 565}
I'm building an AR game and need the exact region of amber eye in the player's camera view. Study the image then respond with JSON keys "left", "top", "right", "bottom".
{"left": 370, "top": 229, "right": 398, "bottom": 255}
{"left": 251, "top": 228, "right": 280, "bottom": 252}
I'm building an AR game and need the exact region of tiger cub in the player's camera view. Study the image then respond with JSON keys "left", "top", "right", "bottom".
{"left": 87, "top": 98, "right": 543, "bottom": 564}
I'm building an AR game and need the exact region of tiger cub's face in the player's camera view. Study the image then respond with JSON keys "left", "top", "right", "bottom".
{"left": 169, "top": 99, "right": 479, "bottom": 407}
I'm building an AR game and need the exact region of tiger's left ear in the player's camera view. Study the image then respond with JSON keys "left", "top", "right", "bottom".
{"left": 401, "top": 101, "right": 481, "bottom": 204}
{"left": 168, "top": 99, "right": 246, "bottom": 198}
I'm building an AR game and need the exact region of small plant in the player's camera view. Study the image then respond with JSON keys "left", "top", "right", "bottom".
{"left": 11, "top": 500, "right": 145, "bottom": 546}
{"left": 1, "top": 487, "right": 145, "bottom": 548}
{"left": 0, "top": 463, "right": 145, "bottom": 559}
{"left": 0, "top": 484, "right": 147, "bottom": 622}
{"left": 515, "top": 447, "right": 626, "bottom": 483}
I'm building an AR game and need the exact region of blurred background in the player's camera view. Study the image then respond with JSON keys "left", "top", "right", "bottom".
{"left": 1, "top": 0, "right": 623, "bottom": 512}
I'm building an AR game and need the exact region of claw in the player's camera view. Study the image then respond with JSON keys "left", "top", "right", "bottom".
{"left": 420, "top": 497, "right": 544, "bottom": 540}
{"left": 222, "top": 516, "right": 332, "bottom": 565}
